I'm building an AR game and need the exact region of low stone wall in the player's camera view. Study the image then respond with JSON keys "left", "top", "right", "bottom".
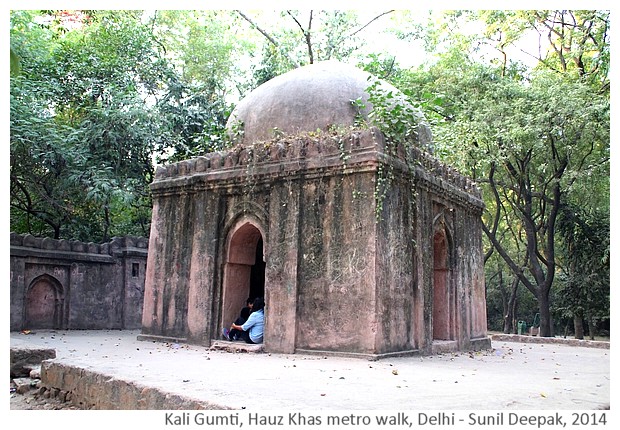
{"left": 491, "top": 333, "right": 610, "bottom": 349}
{"left": 40, "top": 360, "right": 228, "bottom": 410}
{"left": 10, "top": 233, "right": 148, "bottom": 331}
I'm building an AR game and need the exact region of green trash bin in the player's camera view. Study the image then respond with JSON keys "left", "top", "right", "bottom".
{"left": 517, "top": 320, "right": 526, "bottom": 335}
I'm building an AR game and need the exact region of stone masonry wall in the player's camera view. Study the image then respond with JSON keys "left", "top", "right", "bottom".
{"left": 10, "top": 233, "right": 148, "bottom": 331}
{"left": 143, "top": 127, "right": 489, "bottom": 356}
{"left": 295, "top": 170, "right": 377, "bottom": 353}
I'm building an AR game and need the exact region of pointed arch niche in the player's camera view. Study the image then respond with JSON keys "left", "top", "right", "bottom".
{"left": 221, "top": 220, "right": 266, "bottom": 331}
{"left": 24, "top": 274, "right": 65, "bottom": 330}
{"left": 432, "top": 224, "right": 454, "bottom": 341}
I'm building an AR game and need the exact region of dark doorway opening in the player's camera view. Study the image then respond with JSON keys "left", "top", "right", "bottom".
{"left": 250, "top": 238, "right": 265, "bottom": 301}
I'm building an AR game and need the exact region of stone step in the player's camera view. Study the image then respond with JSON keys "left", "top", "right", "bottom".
{"left": 210, "top": 340, "right": 263, "bottom": 353}
{"left": 431, "top": 340, "right": 459, "bottom": 355}
{"left": 12, "top": 377, "right": 38, "bottom": 394}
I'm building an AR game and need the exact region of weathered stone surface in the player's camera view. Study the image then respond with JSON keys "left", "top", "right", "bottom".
{"left": 227, "top": 61, "right": 433, "bottom": 150}
{"left": 10, "top": 346, "right": 56, "bottom": 377}
{"left": 10, "top": 235, "right": 147, "bottom": 331}
{"left": 41, "top": 361, "right": 228, "bottom": 410}
{"left": 142, "top": 62, "right": 489, "bottom": 358}
{"left": 13, "top": 377, "right": 36, "bottom": 394}
{"left": 143, "top": 128, "right": 488, "bottom": 356}
{"left": 209, "top": 340, "right": 264, "bottom": 354}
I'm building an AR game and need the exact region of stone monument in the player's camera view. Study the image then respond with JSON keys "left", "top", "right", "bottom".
{"left": 140, "top": 61, "right": 491, "bottom": 358}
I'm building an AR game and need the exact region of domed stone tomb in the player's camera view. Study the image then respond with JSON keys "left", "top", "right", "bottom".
{"left": 227, "top": 60, "right": 433, "bottom": 149}
{"left": 141, "top": 61, "right": 491, "bottom": 358}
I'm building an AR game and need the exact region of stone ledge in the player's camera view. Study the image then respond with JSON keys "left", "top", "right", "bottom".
{"left": 490, "top": 333, "right": 610, "bottom": 349}
{"left": 10, "top": 233, "right": 148, "bottom": 255}
{"left": 137, "top": 334, "right": 188, "bottom": 344}
{"left": 469, "top": 336, "right": 493, "bottom": 351}
{"left": 10, "top": 245, "right": 116, "bottom": 263}
{"left": 209, "top": 340, "right": 264, "bottom": 354}
{"left": 41, "top": 360, "right": 230, "bottom": 410}
{"left": 431, "top": 340, "right": 459, "bottom": 355}
{"left": 12, "top": 377, "right": 39, "bottom": 394}
{"left": 295, "top": 348, "right": 420, "bottom": 361}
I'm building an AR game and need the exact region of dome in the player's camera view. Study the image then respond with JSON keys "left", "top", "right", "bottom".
{"left": 227, "top": 61, "right": 432, "bottom": 149}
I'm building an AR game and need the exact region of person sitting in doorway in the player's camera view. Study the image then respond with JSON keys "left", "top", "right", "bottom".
{"left": 225, "top": 298, "right": 254, "bottom": 341}
{"left": 224, "top": 297, "right": 264, "bottom": 344}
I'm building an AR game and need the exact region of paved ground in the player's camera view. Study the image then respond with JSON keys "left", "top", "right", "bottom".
{"left": 9, "top": 329, "right": 610, "bottom": 411}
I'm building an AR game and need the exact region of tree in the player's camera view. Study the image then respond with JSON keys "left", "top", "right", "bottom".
{"left": 10, "top": 10, "right": 173, "bottom": 240}
{"left": 392, "top": 9, "right": 609, "bottom": 336}
{"left": 555, "top": 204, "right": 610, "bottom": 339}
{"left": 460, "top": 70, "right": 606, "bottom": 337}
{"left": 147, "top": 10, "right": 253, "bottom": 161}
{"left": 236, "top": 10, "right": 395, "bottom": 86}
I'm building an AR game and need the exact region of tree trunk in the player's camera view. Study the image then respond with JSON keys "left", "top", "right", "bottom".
{"left": 573, "top": 314, "right": 584, "bottom": 339}
{"left": 103, "top": 204, "right": 110, "bottom": 243}
{"left": 538, "top": 293, "right": 553, "bottom": 337}
{"left": 587, "top": 313, "right": 596, "bottom": 340}
{"left": 503, "top": 275, "right": 519, "bottom": 334}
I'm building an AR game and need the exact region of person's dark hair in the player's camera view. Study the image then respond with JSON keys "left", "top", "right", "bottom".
{"left": 252, "top": 297, "right": 265, "bottom": 312}
{"left": 246, "top": 298, "right": 253, "bottom": 306}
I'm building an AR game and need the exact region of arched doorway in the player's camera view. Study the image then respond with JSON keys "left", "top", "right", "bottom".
{"left": 24, "top": 275, "right": 64, "bottom": 329}
{"left": 221, "top": 221, "right": 265, "bottom": 333}
{"left": 432, "top": 227, "right": 452, "bottom": 340}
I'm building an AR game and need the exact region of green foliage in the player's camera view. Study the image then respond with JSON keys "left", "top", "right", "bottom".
{"left": 554, "top": 204, "right": 610, "bottom": 323}
{"left": 244, "top": 10, "right": 390, "bottom": 89}
{"left": 366, "top": 78, "right": 423, "bottom": 145}
{"left": 148, "top": 10, "right": 251, "bottom": 161}
{"left": 155, "top": 82, "right": 233, "bottom": 163}
{"left": 383, "top": 7, "right": 609, "bottom": 336}
{"left": 352, "top": 77, "right": 424, "bottom": 221}
{"left": 10, "top": 11, "right": 168, "bottom": 240}
{"left": 10, "top": 10, "right": 246, "bottom": 241}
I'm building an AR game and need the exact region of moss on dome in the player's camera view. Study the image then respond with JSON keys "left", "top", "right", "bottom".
{"left": 226, "top": 61, "right": 432, "bottom": 149}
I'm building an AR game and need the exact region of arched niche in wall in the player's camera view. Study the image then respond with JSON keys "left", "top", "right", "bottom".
{"left": 24, "top": 274, "right": 65, "bottom": 330}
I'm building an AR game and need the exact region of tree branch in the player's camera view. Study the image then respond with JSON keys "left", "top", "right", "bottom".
{"left": 287, "top": 10, "right": 314, "bottom": 64}
{"left": 483, "top": 162, "right": 538, "bottom": 296}
{"left": 236, "top": 10, "right": 301, "bottom": 68}
{"left": 348, "top": 10, "right": 394, "bottom": 38}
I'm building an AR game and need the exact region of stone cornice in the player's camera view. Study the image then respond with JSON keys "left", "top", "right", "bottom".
{"left": 10, "top": 233, "right": 148, "bottom": 260}
{"left": 10, "top": 246, "right": 116, "bottom": 264}
{"left": 150, "top": 128, "right": 483, "bottom": 211}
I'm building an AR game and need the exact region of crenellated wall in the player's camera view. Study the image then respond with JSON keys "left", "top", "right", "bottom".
{"left": 10, "top": 233, "right": 148, "bottom": 331}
